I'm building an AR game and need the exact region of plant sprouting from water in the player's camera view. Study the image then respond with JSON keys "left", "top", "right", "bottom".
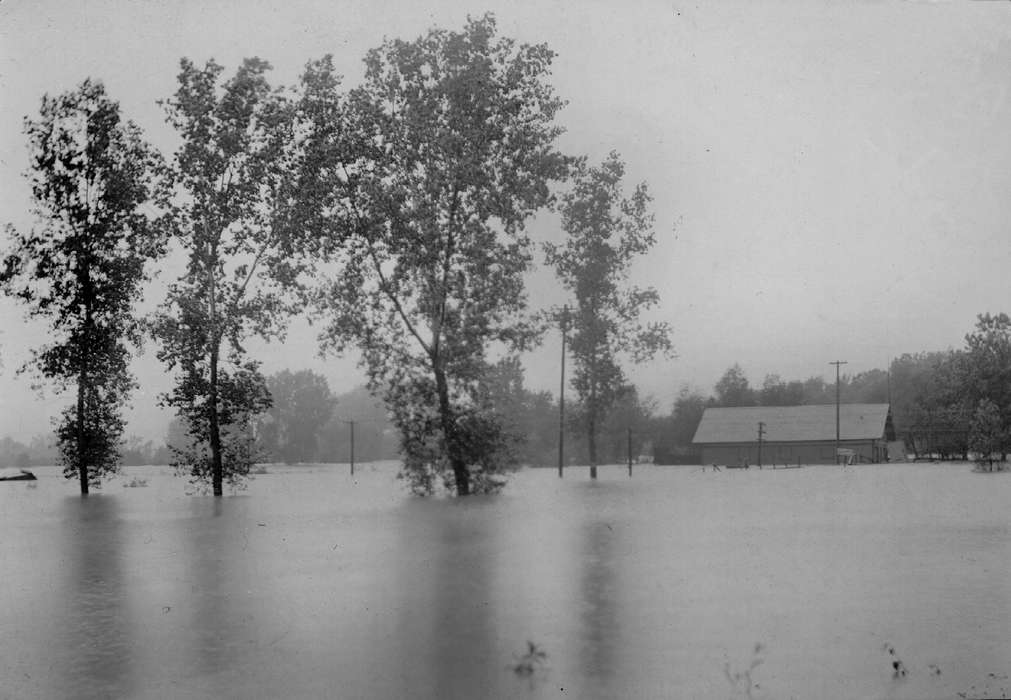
{"left": 883, "top": 642, "right": 907, "bottom": 679}
{"left": 510, "top": 640, "right": 548, "bottom": 677}
{"left": 724, "top": 642, "right": 765, "bottom": 699}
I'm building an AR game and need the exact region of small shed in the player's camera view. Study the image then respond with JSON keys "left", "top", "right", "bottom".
{"left": 692, "top": 403, "right": 895, "bottom": 466}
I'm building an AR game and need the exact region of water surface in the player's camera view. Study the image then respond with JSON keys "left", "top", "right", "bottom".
{"left": 1, "top": 463, "right": 1008, "bottom": 699}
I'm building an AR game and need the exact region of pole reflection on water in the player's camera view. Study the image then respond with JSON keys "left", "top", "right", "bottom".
{"left": 578, "top": 517, "right": 620, "bottom": 695}
{"left": 187, "top": 497, "right": 238, "bottom": 678}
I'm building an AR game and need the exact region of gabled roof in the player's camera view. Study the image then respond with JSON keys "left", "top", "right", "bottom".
{"left": 692, "top": 404, "right": 891, "bottom": 444}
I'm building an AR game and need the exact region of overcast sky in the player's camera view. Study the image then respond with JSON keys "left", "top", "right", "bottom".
{"left": 2, "top": 0, "right": 1010, "bottom": 442}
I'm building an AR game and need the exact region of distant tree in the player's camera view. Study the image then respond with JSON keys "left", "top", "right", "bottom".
{"left": 151, "top": 58, "right": 295, "bottom": 495}
{"left": 0, "top": 437, "right": 27, "bottom": 466}
{"left": 671, "top": 386, "right": 710, "bottom": 445}
{"left": 961, "top": 313, "right": 1011, "bottom": 418}
{"left": 319, "top": 386, "right": 399, "bottom": 464}
{"left": 758, "top": 374, "right": 805, "bottom": 406}
{"left": 163, "top": 416, "right": 193, "bottom": 457}
{"left": 295, "top": 16, "right": 570, "bottom": 495}
{"left": 652, "top": 385, "right": 709, "bottom": 464}
{"left": 841, "top": 368, "right": 890, "bottom": 404}
{"left": 889, "top": 352, "right": 953, "bottom": 440}
{"left": 0, "top": 79, "right": 165, "bottom": 493}
{"left": 479, "top": 357, "right": 530, "bottom": 459}
{"left": 121, "top": 435, "right": 157, "bottom": 466}
{"left": 28, "top": 433, "right": 60, "bottom": 466}
{"left": 518, "top": 390, "right": 560, "bottom": 467}
{"left": 886, "top": 351, "right": 969, "bottom": 459}
{"left": 598, "top": 385, "right": 657, "bottom": 464}
{"left": 714, "top": 364, "right": 755, "bottom": 407}
{"left": 800, "top": 375, "right": 833, "bottom": 405}
{"left": 546, "top": 152, "right": 673, "bottom": 478}
{"left": 258, "top": 369, "right": 337, "bottom": 463}
{"left": 968, "top": 398, "right": 1007, "bottom": 471}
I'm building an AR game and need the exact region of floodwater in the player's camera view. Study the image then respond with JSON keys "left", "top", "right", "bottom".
{"left": 1, "top": 463, "right": 1009, "bottom": 700}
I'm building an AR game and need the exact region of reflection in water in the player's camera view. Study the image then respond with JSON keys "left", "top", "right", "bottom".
{"left": 579, "top": 518, "right": 620, "bottom": 696}
{"left": 392, "top": 500, "right": 499, "bottom": 699}
{"left": 4, "top": 464, "right": 1005, "bottom": 699}
{"left": 185, "top": 497, "right": 255, "bottom": 680}
{"left": 55, "top": 495, "right": 134, "bottom": 699}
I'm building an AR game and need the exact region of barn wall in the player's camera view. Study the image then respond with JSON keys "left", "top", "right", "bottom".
{"left": 699, "top": 440, "right": 882, "bottom": 466}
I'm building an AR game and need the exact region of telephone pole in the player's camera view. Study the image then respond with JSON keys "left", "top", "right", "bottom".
{"left": 886, "top": 358, "right": 892, "bottom": 405}
{"left": 829, "top": 360, "right": 848, "bottom": 464}
{"left": 558, "top": 305, "right": 569, "bottom": 479}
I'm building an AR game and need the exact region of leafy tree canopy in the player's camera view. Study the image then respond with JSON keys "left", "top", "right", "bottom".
{"left": 294, "top": 14, "right": 571, "bottom": 495}
{"left": 152, "top": 57, "right": 296, "bottom": 494}
{"left": 1, "top": 79, "right": 166, "bottom": 492}
{"left": 546, "top": 152, "right": 673, "bottom": 476}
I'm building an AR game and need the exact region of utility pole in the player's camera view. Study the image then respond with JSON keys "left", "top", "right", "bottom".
{"left": 757, "top": 421, "right": 766, "bottom": 468}
{"left": 343, "top": 419, "right": 356, "bottom": 476}
{"left": 886, "top": 358, "right": 892, "bottom": 405}
{"left": 558, "top": 305, "right": 569, "bottom": 479}
{"left": 627, "top": 427, "right": 633, "bottom": 478}
{"left": 829, "top": 360, "right": 848, "bottom": 464}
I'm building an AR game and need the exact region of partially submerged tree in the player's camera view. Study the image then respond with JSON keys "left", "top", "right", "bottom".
{"left": 546, "top": 152, "right": 672, "bottom": 478}
{"left": 961, "top": 313, "right": 1011, "bottom": 417}
{"left": 968, "top": 398, "right": 1007, "bottom": 471}
{"left": 295, "top": 16, "right": 570, "bottom": 495}
{"left": 151, "top": 58, "right": 295, "bottom": 495}
{"left": 946, "top": 313, "right": 1011, "bottom": 465}
{"left": 1, "top": 80, "right": 165, "bottom": 493}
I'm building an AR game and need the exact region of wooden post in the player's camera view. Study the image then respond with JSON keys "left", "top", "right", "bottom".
{"left": 558, "top": 306, "right": 568, "bottom": 479}
{"left": 627, "top": 427, "right": 633, "bottom": 478}
{"left": 344, "top": 419, "right": 356, "bottom": 476}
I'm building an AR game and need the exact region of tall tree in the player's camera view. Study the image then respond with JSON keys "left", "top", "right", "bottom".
{"left": 294, "top": 16, "right": 570, "bottom": 495}
{"left": 961, "top": 313, "right": 1011, "bottom": 418}
{"left": 151, "top": 58, "right": 295, "bottom": 495}
{"left": 1, "top": 79, "right": 165, "bottom": 493}
{"left": 546, "top": 152, "right": 673, "bottom": 478}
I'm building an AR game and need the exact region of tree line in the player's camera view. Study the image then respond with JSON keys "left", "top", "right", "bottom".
{"left": 8, "top": 308, "right": 1009, "bottom": 474}
{"left": 654, "top": 314, "right": 1011, "bottom": 469}
{"left": 1, "top": 15, "right": 670, "bottom": 496}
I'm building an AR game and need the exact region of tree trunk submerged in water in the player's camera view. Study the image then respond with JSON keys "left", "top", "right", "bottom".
{"left": 434, "top": 363, "right": 470, "bottom": 496}
{"left": 209, "top": 339, "right": 224, "bottom": 497}
{"left": 76, "top": 375, "right": 89, "bottom": 495}
{"left": 588, "top": 359, "right": 598, "bottom": 480}
{"left": 76, "top": 307, "right": 92, "bottom": 496}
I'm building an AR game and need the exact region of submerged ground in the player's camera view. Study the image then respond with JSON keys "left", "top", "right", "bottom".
{"left": 0, "top": 462, "right": 1008, "bottom": 699}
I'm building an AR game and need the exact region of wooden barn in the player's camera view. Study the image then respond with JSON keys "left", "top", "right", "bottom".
{"left": 692, "top": 403, "right": 895, "bottom": 466}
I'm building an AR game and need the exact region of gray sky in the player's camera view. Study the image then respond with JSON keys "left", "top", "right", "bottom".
{"left": 2, "top": 0, "right": 1010, "bottom": 442}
